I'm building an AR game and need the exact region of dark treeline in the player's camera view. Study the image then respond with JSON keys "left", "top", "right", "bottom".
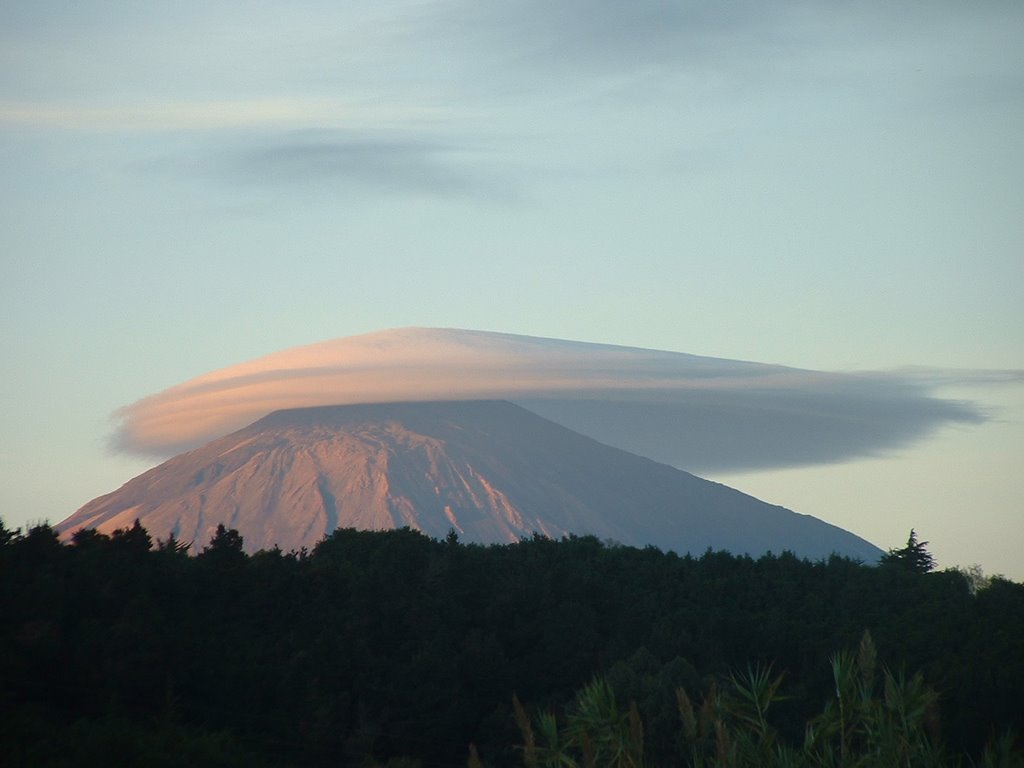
{"left": 1, "top": 519, "right": 1022, "bottom": 767}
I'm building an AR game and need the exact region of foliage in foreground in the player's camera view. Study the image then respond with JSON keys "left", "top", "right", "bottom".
{"left": 514, "top": 632, "right": 1022, "bottom": 767}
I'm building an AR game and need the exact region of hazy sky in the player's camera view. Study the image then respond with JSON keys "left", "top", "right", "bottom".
{"left": 2, "top": 2, "right": 1021, "bottom": 577}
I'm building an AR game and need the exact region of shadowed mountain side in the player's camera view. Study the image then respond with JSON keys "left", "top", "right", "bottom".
{"left": 59, "top": 401, "right": 882, "bottom": 560}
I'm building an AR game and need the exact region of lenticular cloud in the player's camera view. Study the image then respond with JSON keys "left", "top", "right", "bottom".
{"left": 113, "top": 327, "right": 982, "bottom": 472}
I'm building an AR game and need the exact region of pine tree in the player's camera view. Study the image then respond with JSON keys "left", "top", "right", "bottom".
{"left": 203, "top": 523, "right": 245, "bottom": 555}
{"left": 881, "top": 529, "right": 936, "bottom": 573}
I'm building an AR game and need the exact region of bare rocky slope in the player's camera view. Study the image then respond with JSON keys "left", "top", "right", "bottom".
{"left": 57, "top": 400, "right": 882, "bottom": 560}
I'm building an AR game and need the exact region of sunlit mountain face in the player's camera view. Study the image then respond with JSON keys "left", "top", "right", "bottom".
{"left": 60, "top": 400, "right": 882, "bottom": 561}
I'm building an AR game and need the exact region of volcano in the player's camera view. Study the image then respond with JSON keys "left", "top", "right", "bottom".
{"left": 57, "top": 400, "right": 882, "bottom": 560}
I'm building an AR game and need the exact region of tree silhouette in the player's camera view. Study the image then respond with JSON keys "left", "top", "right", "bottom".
{"left": 203, "top": 524, "right": 245, "bottom": 554}
{"left": 110, "top": 519, "right": 153, "bottom": 554}
{"left": 156, "top": 530, "right": 192, "bottom": 556}
{"left": 881, "top": 529, "right": 936, "bottom": 573}
{"left": 0, "top": 517, "right": 19, "bottom": 546}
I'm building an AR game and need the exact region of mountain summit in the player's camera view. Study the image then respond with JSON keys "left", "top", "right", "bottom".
{"left": 58, "top": 400, "right": 882, "bottom": 560}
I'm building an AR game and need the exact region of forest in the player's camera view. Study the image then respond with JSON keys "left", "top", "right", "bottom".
{"left": 1, "top": 518, "right": 1022, "bottom": 767}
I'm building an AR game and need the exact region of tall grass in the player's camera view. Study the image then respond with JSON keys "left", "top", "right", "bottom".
{"left": 513, "top": 632, "right": 1022, "bottom": 768}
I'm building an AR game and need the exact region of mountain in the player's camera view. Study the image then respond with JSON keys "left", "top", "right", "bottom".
{"left": 57, "top": 400, "right": 882, "bottom": 560}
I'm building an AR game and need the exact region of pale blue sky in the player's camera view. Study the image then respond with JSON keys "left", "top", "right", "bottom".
{"left": 2, "top": 1, "right": 1022, "bottom": 576}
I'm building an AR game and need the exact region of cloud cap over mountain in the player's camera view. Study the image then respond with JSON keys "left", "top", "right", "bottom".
{"left": 113, "top": 327, "right": 982, "bottom": 472}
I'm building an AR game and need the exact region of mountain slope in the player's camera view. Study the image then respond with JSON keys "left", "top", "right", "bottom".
{"left": 57, "top": 400, "right": 882, "bottom": 560}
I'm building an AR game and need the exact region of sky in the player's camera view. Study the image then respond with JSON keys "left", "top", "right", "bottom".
{"left": 2, "top": 1, "right": 1022, "bottom": 578}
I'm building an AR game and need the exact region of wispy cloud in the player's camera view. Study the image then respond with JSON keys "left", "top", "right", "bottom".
{"left": 433, "top": 0, "right": 789, "bottom": 72}
{"left": 888, "top": 366, "right": 1024, "bottom": 387}
{"left": 223, "top": 135, "right": 518, "bottom": 200}
{"left": 0, "top": 97, "right": 454, "bottom": 132}
{"left": 0, "top": 96, "right": 515, "bottom": 199}
{"left": 112, "top": 328, "right": 984, "bottom": 472}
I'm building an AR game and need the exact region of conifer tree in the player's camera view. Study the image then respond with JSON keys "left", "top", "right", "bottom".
{"left": 881, "top": 529, "right": 936, "bottom": 573}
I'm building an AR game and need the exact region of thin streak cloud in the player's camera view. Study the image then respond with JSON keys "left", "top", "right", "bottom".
{"left": 225, "top": 137, "right": 516, "bottom": 200}
{"left": 113, "top": 328, "right": 983, "bottom": 472}
{"left": 0, "top": 97, "right": 453, "bottom": 132}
